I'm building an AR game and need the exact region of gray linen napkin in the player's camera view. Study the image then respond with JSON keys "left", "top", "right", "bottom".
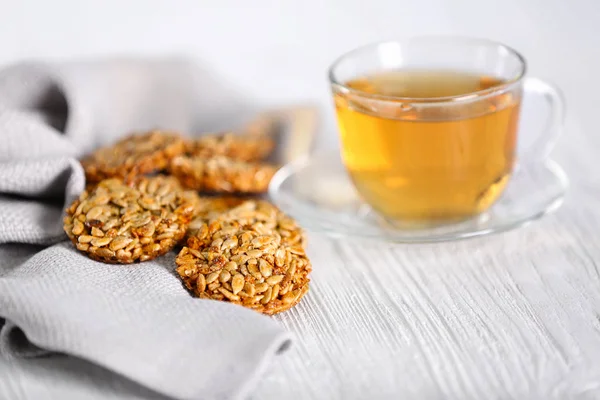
{"left": 0, "top": 59, "right": 294, "bottom": 400}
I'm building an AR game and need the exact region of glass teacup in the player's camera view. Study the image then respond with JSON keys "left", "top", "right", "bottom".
{"left": 329, "top": 37, "right": 562, "bottom": 226}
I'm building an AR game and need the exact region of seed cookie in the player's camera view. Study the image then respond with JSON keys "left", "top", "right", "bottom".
{"left": 240, "top": 114, "right": 277, "bottom": 138}
{"left": 175, "top": 217, "right": 311, "bottom": 315}
{"left": 186, "top": 196, "right": 247, "bottom": 239}
{"left": 196, "top": 200, "right": 306, "bottom": 248}
{"left": 64, "top": 175, "right": 197, "bottom": 263}
{"left": 168, "top": 155, "right": 276, "bottom": 194}
{"left": 187, "top": 130, "right": 275, "bottom": 162}
{"left": 81, "top": 131, "right": 186, "bottom": 183}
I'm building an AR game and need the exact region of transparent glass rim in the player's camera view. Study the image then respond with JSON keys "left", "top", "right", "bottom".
{"left": 328, "top": 36, "right": 528, "bottom": 105}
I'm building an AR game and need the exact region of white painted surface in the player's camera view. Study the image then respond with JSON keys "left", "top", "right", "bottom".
{"left": 1, "top": 0, "right": 600, "bottom": 399}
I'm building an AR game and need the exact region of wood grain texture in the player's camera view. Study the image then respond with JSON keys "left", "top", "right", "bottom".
{"left": 258, "top": 218, "right": 600, "bottom": 399}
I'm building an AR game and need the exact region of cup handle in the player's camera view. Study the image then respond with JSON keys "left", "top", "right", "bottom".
{"left": 519, "top": 77, "right": 565, "bottom": 164}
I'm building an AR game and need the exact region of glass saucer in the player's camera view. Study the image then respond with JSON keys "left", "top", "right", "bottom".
{"left": 268, "top": 151, "right": 569, "bottom": 243}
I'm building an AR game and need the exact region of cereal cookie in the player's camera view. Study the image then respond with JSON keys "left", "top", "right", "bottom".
{"left": 187, "top": 131, "right": 275, "bottom": 162}
{"left": 81, "top": 131, "right": 186, "bottom": 183}
{"left": 168, "top": 155, "right": 276, "bottom": 194}
{"left": 192, "top": 200, "right": 306, "bottom": 248}
{"left": 64, "top": 175, "right": 196, "bottom": 263}
{"left": 175, "top": 217, "right": 311, "bottom": 314}
{"left": 186, "top": 196, "right": 247, "bottom": 239}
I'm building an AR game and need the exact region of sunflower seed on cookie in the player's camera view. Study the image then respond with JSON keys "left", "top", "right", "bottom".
{"left": 63, "top": 175, "right": 196, "bottom": 264}
{"left": 175, "top": 218, "right": 311, "bottom": 315}
{"left": 168, "top": 155, "right": 276, "bottom": 194}
{"left": 81, "top": 130, "right": 186, "bottom": 183}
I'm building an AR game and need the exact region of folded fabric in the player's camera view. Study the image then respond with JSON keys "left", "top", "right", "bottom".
{"left": 0, "top": 58, "right": 294, "bottom": 400}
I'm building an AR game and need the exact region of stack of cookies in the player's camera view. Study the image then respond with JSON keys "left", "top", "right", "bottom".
{"left": 63, "top": 121, "right": 311, "bottom": 314}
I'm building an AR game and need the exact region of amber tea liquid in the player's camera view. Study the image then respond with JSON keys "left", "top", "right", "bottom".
{"left": 334, "top": 70, "right": 521, "bottom": 223}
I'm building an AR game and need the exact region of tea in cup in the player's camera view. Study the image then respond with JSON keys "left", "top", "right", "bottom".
{"left": 330, "top": 37, "right": 529, "bottom": 225}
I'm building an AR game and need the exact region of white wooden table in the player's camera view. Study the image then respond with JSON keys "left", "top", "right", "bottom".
{"left": 1, "top": 0, "right": 600, "bottom": 399}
